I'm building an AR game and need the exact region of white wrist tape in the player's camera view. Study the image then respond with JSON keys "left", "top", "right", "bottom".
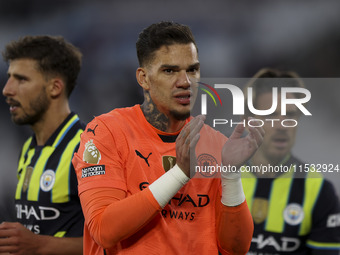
{"left": 221, "top": 167, "right": 245, "bottom": 207}
{"left": 149, "top": 164, "right": 189, "bottom": 208}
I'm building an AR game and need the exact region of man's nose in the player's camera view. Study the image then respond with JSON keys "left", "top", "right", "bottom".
{"left": 176, "top": 71, "right": 191, "bottom": 88}
{"left": 2, "top": 78, "right": 15, "bottom": 97}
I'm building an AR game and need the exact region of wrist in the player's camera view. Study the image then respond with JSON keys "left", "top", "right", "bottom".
{"left": 149, "top": 164, "right": 189, "bottom": 208}
{"left": 221, "top": 167, "right": 245, "bottom": 207}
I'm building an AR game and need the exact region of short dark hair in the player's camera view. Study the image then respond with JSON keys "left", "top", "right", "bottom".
{"left": 244, "top": 68, "right": 305, "bottom": 116}
{"left": 2, "top": 35, "right": 82, "bottom": 98}
{"left": 136, "top": 21, "right": 197, "bottom": 67}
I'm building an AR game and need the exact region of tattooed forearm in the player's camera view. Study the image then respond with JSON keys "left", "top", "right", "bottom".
{"left": 141, "top": 91, "right": 169, "bottom": 132}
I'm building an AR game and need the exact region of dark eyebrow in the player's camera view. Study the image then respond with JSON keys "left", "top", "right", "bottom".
{"left": 188, "top": 62, "right": 200, "bottom": 70}
{"left": 160, "top": 64, "right": 179, "bottom": 69}
{"left": 160, "top": 62, "right": 200, "bottom": 70}
{"left": 8, "top": 73, "right": 29, "bottom": 80}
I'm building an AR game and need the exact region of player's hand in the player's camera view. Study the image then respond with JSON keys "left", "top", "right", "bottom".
{"left": 221, "top": 118, "right": 264, "bottom": 171}
{"left": 176, "top": 115, "right": 205, "bottom": 177}
{"left": 0, "top": 222, "right": 41, "bottom": 255}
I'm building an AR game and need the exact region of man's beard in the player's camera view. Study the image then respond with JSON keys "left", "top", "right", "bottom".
{"left": 12, "top": 89, "right": 50, "bottom": 126}
{"left": 170, "top": 109, "right": 191, "bottom": 121}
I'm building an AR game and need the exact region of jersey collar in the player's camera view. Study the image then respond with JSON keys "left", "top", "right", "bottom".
{"left": 29, "top": 112, "right": 79, "bottom": 148}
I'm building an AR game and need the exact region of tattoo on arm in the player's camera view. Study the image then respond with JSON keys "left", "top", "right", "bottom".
{"left": 141, "top": 91, "right": 169, "bottom": 132}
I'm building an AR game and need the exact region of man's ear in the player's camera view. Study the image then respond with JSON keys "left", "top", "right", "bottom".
{"left": 49, "top": 78, "right": 65, "bottom": 98}
{"left": 136, "top": 67, "right": 150, "bottom": 91}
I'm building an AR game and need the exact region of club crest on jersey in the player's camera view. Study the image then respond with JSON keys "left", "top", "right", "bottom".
{"left": 40, "top": 170, "right": 56, "bottom": 192}
{"left": 251, "top": 198, "right": 269, "bottom": 224}
{"left": 284, "top": 203, "right": 304, "bottom": 225}
{"left": 197, "top": 153, "right": 218, "bottom": 177}
{"left": 23, "top": 166, "right": 34, "bottom": 192}
{"left": 83, "top": 140, "right": 101, "bottom": 164}
{"left": 162, "top": 156, "right": 176, "bottom": 172}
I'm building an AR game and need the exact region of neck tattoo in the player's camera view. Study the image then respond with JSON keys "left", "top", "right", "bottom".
{"left": 141, "top": 91, "right": 169, "bottom": 132}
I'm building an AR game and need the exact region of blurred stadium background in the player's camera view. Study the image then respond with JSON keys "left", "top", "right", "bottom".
{"left": 1, "top": 0, "right": 340, "bottom": 221}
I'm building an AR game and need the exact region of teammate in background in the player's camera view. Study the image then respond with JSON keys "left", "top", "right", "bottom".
{"left": 241, "top": 68, "right": 340, "bottom": 254}
{"left": 0, "top": 36, "right": 84, "bottom": 254}
{"left": 72, "top": 21, "right": 264, "bottom": 255}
